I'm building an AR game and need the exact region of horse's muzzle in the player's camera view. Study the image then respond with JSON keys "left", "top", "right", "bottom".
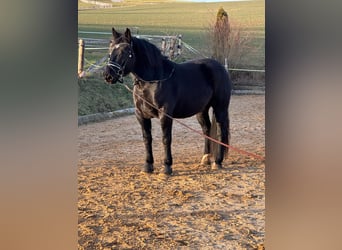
{"left": 103, "top": 70, "right": 119, "bottom": 84}
{"left": 104, "top": 72, "right": 115, "bottom": 84}
{"left": 104, "top": 65, "right": 123, "bottom": 84}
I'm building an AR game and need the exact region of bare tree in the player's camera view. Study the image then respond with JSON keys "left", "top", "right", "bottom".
{"left": 212, "top": 7, "right": 230, "bottom": 64}
{"left": 209, "top": 7, "right": 255, "bottom": 69}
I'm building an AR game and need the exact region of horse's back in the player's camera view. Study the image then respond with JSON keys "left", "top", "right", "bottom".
{"left": 180, "top": 58, "right": 231, "bottom": 87}
{"left": 165, "top": 58, "right": 231, "bottom": 118}
{"left": 180, "top": 58, "right": 232, "bottom": 103}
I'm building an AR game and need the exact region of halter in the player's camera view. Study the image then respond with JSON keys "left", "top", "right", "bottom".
{"left": 107, "top": 42, "right": 133, "bottom": 83}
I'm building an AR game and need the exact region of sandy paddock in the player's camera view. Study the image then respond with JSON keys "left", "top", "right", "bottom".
{"left": 78, "top": 95, "right": 265, "bottom": 249}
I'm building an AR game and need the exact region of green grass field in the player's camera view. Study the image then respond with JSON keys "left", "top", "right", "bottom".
{"left": 78, "top": 1, "right": 264, "bottom": 33}
{"left": 78, "top": 75, "right": 134, "bottom": 116}
{"left": 78, "top": 0, "right": 264, "bottom": 67}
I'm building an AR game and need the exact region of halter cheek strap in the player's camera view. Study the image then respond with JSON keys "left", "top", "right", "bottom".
{"left": 107, "top": 42, "right": 134, "bottom": 83}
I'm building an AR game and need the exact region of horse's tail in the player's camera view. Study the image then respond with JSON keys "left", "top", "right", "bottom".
{"left": 209, "top": 112, "right": 218, "bottom": 159}
{"left": 226, "top": 113, "right": 230, "bottom": 159}
{"left": 210, "top": 110, "right": 230, "bottom": 159}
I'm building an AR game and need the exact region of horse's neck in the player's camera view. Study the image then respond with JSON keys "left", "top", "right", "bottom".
{"left": 133, "top": 59, "right": 171, "bottom": 82}
{"left": 133, "top": 64, "right": 157, "bottom": 81}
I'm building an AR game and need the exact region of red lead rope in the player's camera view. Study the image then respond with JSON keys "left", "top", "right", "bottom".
{"left": 123, "top": 84, "right": 265, "bottom": 162}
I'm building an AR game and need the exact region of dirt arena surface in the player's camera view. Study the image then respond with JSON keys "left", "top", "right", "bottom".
{"left": 78, "top": 95, "right": 265, "bottom": 249}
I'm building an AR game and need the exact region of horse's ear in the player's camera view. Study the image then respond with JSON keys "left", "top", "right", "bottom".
{"left": 124, "top": 28, "right": 132, "bottom": 42}
{"left": 112, "top": 27, "right": 119, "bottom": 39}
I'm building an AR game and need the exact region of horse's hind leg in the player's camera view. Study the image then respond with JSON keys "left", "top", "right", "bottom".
{"left": 136, "top": 115, "right": 154, "bottom": 173}
{"left": 211, "top": 108, "right": 229, "bottom": 170}
{"left": 196, "top": 108, "right": 211, "bottom": 165}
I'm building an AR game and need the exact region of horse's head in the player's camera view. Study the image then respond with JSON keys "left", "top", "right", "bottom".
{"left": 104, "top": 28, "right": 135, "bottom": 84}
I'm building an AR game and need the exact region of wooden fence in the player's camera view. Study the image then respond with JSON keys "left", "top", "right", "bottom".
{"left": 78, "top": 34, "right": 182, "bottom": 78}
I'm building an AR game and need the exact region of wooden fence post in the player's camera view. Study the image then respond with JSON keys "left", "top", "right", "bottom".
{"left": 169, "top": 37, "right": 176, "bottom": 59}
{"left": 78, "top": 39, "right": 85, "bottom": 77}
{"left": 177, "top": 34, "right": 182, "bottom": 56}
{"left": 161, "top": 38, "right": 166, "bottom": 55}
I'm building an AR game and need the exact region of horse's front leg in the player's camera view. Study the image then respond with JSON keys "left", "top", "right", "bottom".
{"left": 160, "top": 115, "right": 173, "bottom": 175}
{"left": 136, "top": 114, "right": 154, "bottom": 173}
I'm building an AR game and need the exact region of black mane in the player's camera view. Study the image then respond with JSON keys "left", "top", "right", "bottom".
{"left": 131, "top": 37, "right": 173, "bottom": 81}
{"left": 132, "top": 37, "right": 166, "bottom": 67}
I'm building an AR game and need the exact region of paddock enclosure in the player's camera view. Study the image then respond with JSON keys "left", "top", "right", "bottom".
{"left": 78, "top": 95, "right": 265, "bottom": 249}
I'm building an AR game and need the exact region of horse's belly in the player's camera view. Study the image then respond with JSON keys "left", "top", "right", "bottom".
{"left": 172, "top": 109, "right": 198, "bottom": 118}
{"left": 172, "top": 99, "right": 209, "bottom": 118}
{"left": 171, "top": 88, "right": 212, "bottom": 118}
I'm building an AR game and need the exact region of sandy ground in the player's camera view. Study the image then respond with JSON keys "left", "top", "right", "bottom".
{"left": 78, "top": 95, "right": 265, "bottom": 249}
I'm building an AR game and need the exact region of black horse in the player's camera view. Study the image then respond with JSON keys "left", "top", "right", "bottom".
{"left": 104, "top": 27, "right": 232, "bottom": 175}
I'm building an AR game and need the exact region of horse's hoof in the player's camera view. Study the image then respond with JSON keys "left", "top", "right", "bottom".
{"left": 163, "top": 165, "right": 173, "bottom": 175}
{"left": 142, "top": 163, "right": 154, "bottom": 173}
{"left": 200, "top": 154, "right": 211, "bottom": 166}
{"left": 211, "top": 162, "right": 223, "bottom": 170}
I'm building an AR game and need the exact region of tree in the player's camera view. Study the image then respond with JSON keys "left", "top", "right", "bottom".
{"left": 212, "top": 7, "right": 231, "bottom": 64}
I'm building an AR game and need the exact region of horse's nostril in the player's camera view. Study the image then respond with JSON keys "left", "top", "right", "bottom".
{"left": 105, "top": 74, "right": 113, "bottom": 83}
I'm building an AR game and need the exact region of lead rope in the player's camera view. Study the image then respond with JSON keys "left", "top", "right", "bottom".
{"left": 123, "top": 84, "right": 265, "bottom": 162}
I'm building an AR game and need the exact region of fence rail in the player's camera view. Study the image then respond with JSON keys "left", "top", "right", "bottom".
{"left": 78, "top": 32, "right": 265, "bottom": 78}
